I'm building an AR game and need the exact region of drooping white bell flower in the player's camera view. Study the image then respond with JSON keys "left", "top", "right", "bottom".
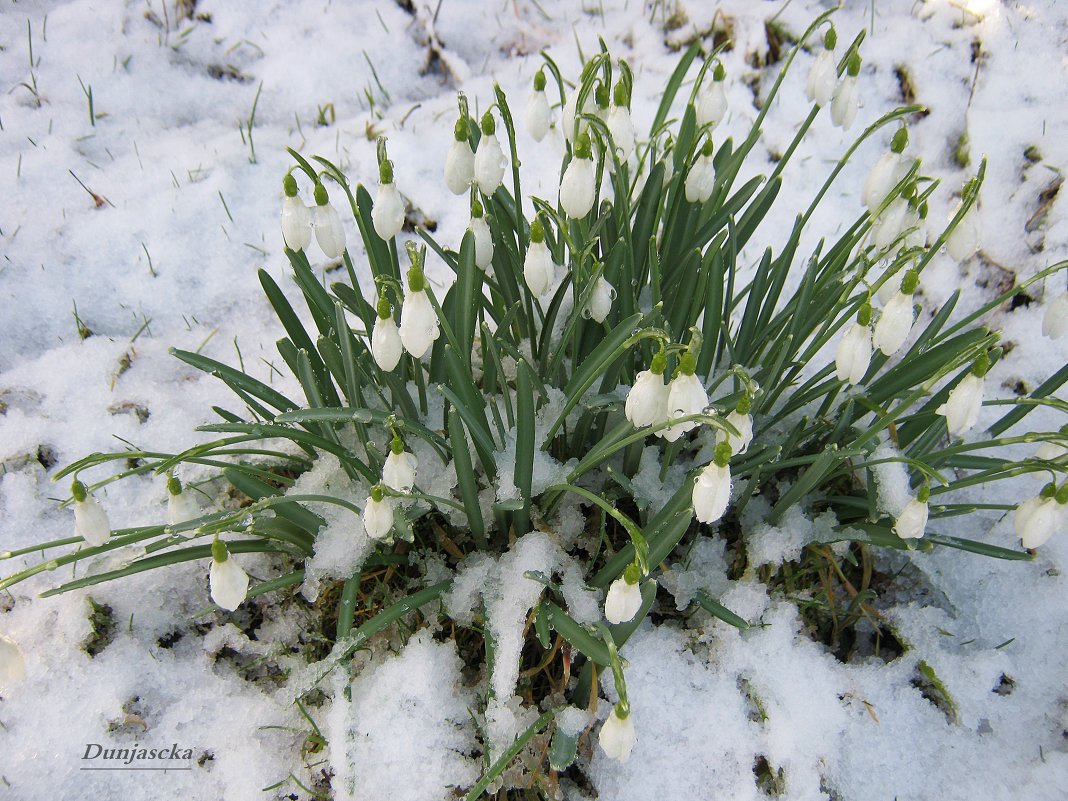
{"left": 716, "top": 403, "right": 754, "bottom": 456}
{"left": 399, "top": 277, "right": 440, "bottom": 359}
{"left": 661, "top": 353, "right": 709, "bottom": 442}
{"left": 444, "top": 117, "right": 475, "bottom": 195}
{"left": 685, "top": 140, "right": 716, "bottom": 204}
{"left": 474, "top": 111, "right": 507, "bottom": 193}
{"left": 209, "top": 538, "right": 249, "bottom": 611}
{"left": 863, "top": 140, "right": 911, "bottom": 212}
{"left": 946, "top": 204, "right": 980, "bottom": 262}
{"left": 281, "top": 174, "right": 312, "bottom": 251}
{"left": 872, "top": 198, "right": 910, "bottom": 253}
{"left": 696, "top": 69, "right": 728, "bottom": 128}
{"left": 312, "top": 183, "right": 347, "bottom": 259}
{"left": 382, "top": 442, "right": 418, "bottom": 493}
{"left": 561, "top": 91, "right": 581, "bottom": 144}
{"left": 0, "top": 635, "right": 26, "bottom": 686}
{"left": 371, "top": 299, "right": 403, "bottom": 371}
{"left": 72, "top": 480, "right": 110, "bottom": 547}
{"left": 526, "top": 70, "right": 552, "bottom": 142}
{"left": 937, "top": 371, "right": 985, "bottom": 437}
{"left": 1015, "top": 493, "right": 1060, "bottom": 549}
{"left": 1043, "top": 292, "right": 1068, "bottom": 339}
{"left": 607, "top": 105, "right": 635, "bottom": 161}
{"left": 605, "top": 565, "right": 644, "bottom": 624}
{"left": 837, "top": 302, "right": 874, "bottom": 385}
{"left": 524, "top": 219, "right": 556, "bottom": 297}
{"left": 625, "top": 356, "right": 669, "bottom": 429}
{"left": 872, "top": 272, "right": 917, "bottom": 356}
{"left": 902, "top": 203, "right": 927, "bottom": 250}
{"left": 693, "top": 444, "right": 732, "bottom": 524}
{"left": 877, "top": 271, "right": 901, "bottom": 305}
{"left": 560, "top": 134, "right": 596, "bottom": 219}
{"left": 363, "top": 488, "right": 394, "bottom": 541}
{"left": 806, "top": 29, "right": 838, "bottom": 106}
{"left": 587, "top": 275, "right": 615, "bottom": 324}
{"left": 599, "top": 705, "right": 636, "bottom": 762}
{"left": 894, "top": 495, "right": 929, "bottom": 540}
{"left": 470, "top": 206, "right": 494, "bottom": 270}
{"left": 831, "top": 74, "right": 860, "bottom": 129}
{"left": 372, "top": 180, "right": 405, "bottom": 242}
{"left": 166, "top": 476, "right": 200, "bottom": 527}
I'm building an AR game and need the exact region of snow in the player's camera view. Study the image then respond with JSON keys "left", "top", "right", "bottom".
{"left": 1, "top": 0, "right": 1067, "bottom": 799}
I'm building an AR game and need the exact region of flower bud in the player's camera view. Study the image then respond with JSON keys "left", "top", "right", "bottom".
{"left": 661, "top": 370, "right": 708, "bottom": 442}
{"left": 806, "top": 49, "right": 837, "bottom": 107}
{"left": 560, "top": 153, "right": 596, "bottom": 219}
{"left": 894, "top": 497, "right": 929, "bottom": 539}
{"left": 696, "top": 79, "right": 727, "bottom": 128}
{"left": 444, "top": 132, "right": 475, "bottom": 195}
{"left": 684, "top": 145, "right": 716, "bottom": 204}
{"left": 830, "top": 73, "right": 860, "bottom": 130}
{"left": 523, "top": 238, "right": 556, "bottom": 297}
{"left": 1015, "top": 495, "right": 1060, "bottom": 548}
{"left": 625, "top": 369, "right": 669, "bottom": 429}
{"left": 693, "top": 460, "right": 731, "bottom": 524}
{"left": 73, "top": 481, "right": 111, "bottom": 547}
{"left": 862, "top": 151, "right": 907, "bottom": 212}
{"left": 399, "top": 287, "right": 440, "bottom": 358}
{"left": 0, "top": 635, "right": 26, "bottom": 687}
{"left": 166, "top": 477, "right": 201, "bottom": 527}
{"left": 946, "top": 204, "right": 979, "bottom": 261}
{"left": 716, "top": 409, "right": 754, "bottom": 455}
{"left": 607, "top": 105, "right": 636, "bottom": 160}
{"left": 281, "top": 193, "right": 312, "bottom": 251}
{"left": 371, "top": 310, "right": 403, "bottom": 371}
{"left": 474, "top": 114, "right": 507, "bottom": 192}
{"left": 587, "top": 275, "right": 616, "bottom": 323}
{"left": 872, "top": 290, "right": 915, "bottom": 356}
{"left": 383, "top": 449, "right": 418, "bottom": 493}
{"left": 526, "top": 87, "right": 551, "bottom": 142}
{"left": 363, "top": 492, "right": 394, "bottom": 541}
{"left": 470, "top": 213, "right": 494, "bottom": 270}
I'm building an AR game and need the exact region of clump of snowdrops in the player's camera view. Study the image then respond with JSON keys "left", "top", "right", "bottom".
{"left": 4, "top": 9, "right": 1067, "bottom": 790}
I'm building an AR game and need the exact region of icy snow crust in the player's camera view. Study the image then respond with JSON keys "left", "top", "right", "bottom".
{"left": 1, "top": 0, "right": 1067, "bottom": 799}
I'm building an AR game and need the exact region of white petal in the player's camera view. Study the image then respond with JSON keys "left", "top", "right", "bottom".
{"left": 696, "top": 81, "right": 727, "bottom": 127}
{"left": 0, "top": 635, "right": 26, "bottom": 686}
{"left": 936, "top": 374, "right": 984, "bottom": 437}
{"left": 663, "top": 373, "right": 708, "bottom": 440}
{"left": 363, "top": 496, "right": 395, "bottom": 541}
{"left": 1042, "top": 292, "right": 1068, "bottom": 339}
{"left": 894, "top": 499, "right": 928, "bottom": 539}
{"left": 372, "top": 183, "right": 405, "bottom": 241}
{"left": 604, "top": 578, "right": 644, "bottom": 624}
{"left": 383, "top": 451, "right": 418, "bottom": 493}
{"left": 872, "top": 292, "right": 914, "bottom": 356}
{"left": 830, "top": 75, "right": 859, "bottom": 129}
{"left": 210, "top": 556, "right": 249, "bottom": 611}
{"left": 1018, "top": 497, "right": 1057, "bottom": 548}
{"left": 524, "top": 241, "right": 556, "bottom": 297}
{"left": 607, "top": 106, "right": 635, "bottom": 160}
{"left": 526, "top": 90, "right": 552, "bottom": 142}
{"left": 399, "top": 291, "right": 440, "bottom": 358}
{"left": 599, "top": 707, "right": 636, "bottom": 762}
{"left": 625, "top": 371, "right": 669, "bottom": 429}
{"left": 281, "top": 196, "right": 312, "bottom": 251}
{"left": 716, "top": 411, "right": 754, "bottom": 455}
{"left": 74, "top": 497, "right": 111, "bottom": 546}
{"left": 863, "top": 151, "right": 904, "bottom": 211}
{"left": 371, "top": 316, "right": 403, "bottom": 371}
{"left": 684, "top": 155, "right": 716, "bottom": 204}
{"left": 471, "top": 216, "right": 494, "bottom": 269}
{"left": 474, "top": 134, "right": 506, "bottom": 192}
{"left": 314, "top": 203, "right": 346, "bottom": 259}
{"left": 835, "top": 323, "right": 872, "bottom": 385}
{"left": 167, "top": 491, "right": 201, "bottom": 527}
{"left": 444, "top": 139, "right": 475, "bottom": 195}
{"left": 946, "top": 206, "right": 979, "bottom": 262}
{"left": 587, "top": 276, "right": 615, "bottom": 323}
{"left": 560, "top": 158, "right": 596, "bottom": 218}
{"left": 693, "top": 463, "right": 731, "bottom": 523}
{"left": 806, "top": 51, "right": 837, "bottom": 106}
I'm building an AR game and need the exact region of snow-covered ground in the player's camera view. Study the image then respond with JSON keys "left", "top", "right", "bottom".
{"left": 1, "top": 0, "right": 1067, "bottom": 798}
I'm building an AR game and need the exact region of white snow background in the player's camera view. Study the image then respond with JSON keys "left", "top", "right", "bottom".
{"left": 1, "top": 0, "right": 1067, "bottom": 799}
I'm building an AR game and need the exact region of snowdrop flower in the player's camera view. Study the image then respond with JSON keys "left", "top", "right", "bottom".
{"left": 607, "top": 81, "right": 635, "bottom": 160}
{"left": 1043, "top": 292, "right": 1068, "bottom": 339}
{"left": 399, "top": 264, "right": 440, "bottom": 358}
{"left": 382, "top": 437, "right": 418, "bottom": 493}
{"left": 444, "top": 116, "right": 475, "bottom": 195}
{"left": 469, "top": 201, "right": 494, "bottom": 270}
{"left": 625, "top": 351, "right": 669, "bottom": 429}
{"left": 661, "top": 352, "right": 709, "bottom": 442}
{"left": 605, "top": 563, "right": 644, "bottom": 624}
{"left": 560, "top": 133, "right": 596, "bottom": 219}
{"left": 696, "top": 62, "right": 728, "bottom": 127}
{"left": 586, "top": 275, "right": 616, "bottom": 324}
{"left": 372, "top": 160, "right": 405, "bottom": 242}
{"left": 72, "top": 480, "right": 110, "bottom": 547}
{"left": 872, "top": 198, "right": 911, "bottom": 253}
{"left": 946, "top": 203, "right": 980, "bottom": 262}
{"left": 685, "top": 139, "right": 716, "bottom": 204}
{"left": 805, "top": 27, "right": 837, "bottom": 106}
{"left": 872, "top": 269, "right": 917, "bottom": 356}
{"left": 526, "top": 70, "right": 552, "bottom": 142}
{"left": 937, "top": 366, "right": 986, "bottom": 437}
{"left": 1036, "top": 438, "right": 1067, "bottom": 462}
{"left": 166, "top": 476, "right": 200, "bottom": 527}
{"left": 830, "top": 52, "right": 861, "bottom": 130}
{"left": 894, "top": 489, "right": 929, "bottom": 540}
{"left": 863, "top": 128, "right": 910, "bottom": 211}
{"left": 313, "top": 183, "right": 346, "bottom": 259}
{"left": 716, "top": 398, "right": 754, "bottom": 455}
{"left": 693, "top": 443, "right": 732, "bottom": 524}
{"left": 280, "top": 173, "right": 312, "bottom": 251}
{"left": 363, "top": 486, "right": 394, "bottom": 541}
{"left": 599, "top": 704, "right": 636, "bottom": 762}
{"left": 836, "top": 303, "right": 873, "bottom": 385}
{"left": 524, "top": 218, "right": 556, "bottom": 297}
{"left": 474, "top": 111, "right": 506, "bottom": 193}
{"left": 1015, "top": 487, "right": 1064, "bottom": 549}
{"left": 371, "top": 297, "right": 403, "bottom": 371}
{"left": 209, "top": 537, "right": 249, "bottom": 611}
{"left": 0, "top": 635, "right": 25, "bottom": 686}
